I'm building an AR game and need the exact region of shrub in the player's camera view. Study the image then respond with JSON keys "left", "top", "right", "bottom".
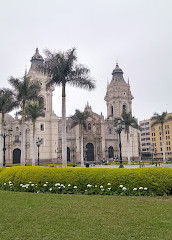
{"left": 0, "top": 167, "right": 172, "bottom": 195}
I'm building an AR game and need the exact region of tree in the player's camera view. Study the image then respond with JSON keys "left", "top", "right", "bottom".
{"left": 9, "top": 74, "right": 41, "bottom": 166}
{"left": 151, "top": 112, "right": 172, "bottom": 164}
{"left": 71, "top": 109, "right": 89, "bottom": 166}
{"left": 42, "top": 48, "right": 95, "bottom": 167}
{"left": 121, "top": 110, "right": 140, "bottom": 164}
{"left": 0, "top": 88, "right": 19, "bottom": 167}
{"left": 25, "top": 98, "right": 45, "bottom": 166}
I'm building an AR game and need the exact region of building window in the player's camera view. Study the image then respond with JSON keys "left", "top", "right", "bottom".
{"left": 111, "top": 106, "right": 113, "bottom": 116}
{"left": 122, "top": 104, "right": 126, "bottom": 111}
{"left": 146, "top": 132, "right": 150, "bottom": 135}
{"left": 40, "top": 123, "right": 44, "bottom": 131}
{"left": 16, "top": 127, "right": 19, "bottom": 131}
{"left": 14, "top": 135, "right": 19, "bottom": 142}
{"left": 109, "top": 128, "right": 112, "bottom": 134}
{"left": 88, "top": 123, "right": 91, "bottom": 130}
{"left": 141, "top": 133, "right": 145, "bottom": 136}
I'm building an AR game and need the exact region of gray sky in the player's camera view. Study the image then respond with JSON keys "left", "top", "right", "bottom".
{"left": 0, "top": 0, "right": 172, "bottom": 121}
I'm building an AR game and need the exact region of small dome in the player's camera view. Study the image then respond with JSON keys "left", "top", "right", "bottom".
{"left": 112, "top": 62, "right": 123, "bottom": 75}
{"left": 31, "top": 48, "right": 44, "bottom": 61}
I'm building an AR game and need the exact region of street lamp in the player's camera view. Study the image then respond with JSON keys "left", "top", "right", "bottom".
{"left": 114, "top": 118, "right": 125, "bottom": 168}
{"left": 36, "top": 137, "right": 43, "bottom": 166}
{"left": 0, "top": 122, "right": 13, "bottom": 167}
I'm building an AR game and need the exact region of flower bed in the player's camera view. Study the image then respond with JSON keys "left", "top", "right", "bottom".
{"left": 0, "top": 166, "right": 172, "bottom": 196}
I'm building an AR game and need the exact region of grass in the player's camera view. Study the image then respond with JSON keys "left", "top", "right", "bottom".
{"left": 0, "top": 191, "right": 172, "bottom": 240}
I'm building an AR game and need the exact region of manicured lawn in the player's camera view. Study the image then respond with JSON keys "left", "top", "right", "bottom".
{"left": 0, "top": 191, "right": 172, "bottom": 240}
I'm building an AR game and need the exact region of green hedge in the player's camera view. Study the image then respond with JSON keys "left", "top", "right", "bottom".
{"left": 0, "top": 166, "right": 172, "bottom": 195}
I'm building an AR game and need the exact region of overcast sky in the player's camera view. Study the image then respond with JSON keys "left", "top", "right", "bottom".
{"left": 0, "top": 0, "right": 172, "bottom": 121}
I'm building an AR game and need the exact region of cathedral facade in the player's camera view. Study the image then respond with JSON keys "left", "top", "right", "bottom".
{"left": 0, "top": 49, "right": 140, "bottom": 165}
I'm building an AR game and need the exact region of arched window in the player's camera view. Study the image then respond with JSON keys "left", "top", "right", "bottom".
{"left": 108, "top": 146, "right": 114, "bottom": 158}
{"left": 88, "top": 123, "right": 91, "bottom": 130}
{"left": 111, "top": 106, "right": 113, "bottom": 116}
{"left": 123, "top": 104, "right": 126, "bottom": 111}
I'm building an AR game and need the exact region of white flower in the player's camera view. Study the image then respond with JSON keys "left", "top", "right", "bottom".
{"left": 9, "top": 181, "right": 12, "bottom": 184}
{"left": 31, "top": 184, "right": 34, "bottom": 187}
{"left": 29, "top": 181, "right": 32, "bottom": 183}
{"left": 9, "top": 183, "right": 13, "bottom": 186}
{"left": 119, "top": 185, "right": 123, "bottom": 188}
{"left": 144, "top": 187, "right": 148, "bottom": 190}
{"left": 100, "top": 185, "right": 103, "bottom": 189}
{"left": 46, "top": 182, "right": 48, "bottom": 184}
{"left": 37, "top": 191, "right": 39, "bottom": 193}
{"left": 139, "top": 187, "right": 143, "bottom": 190}
{"left": 20, "top": 184, "right": 23, "bottom": 186}
{"left": 95, "top": 185, "right": 98, "bottom": 187}
{"left": 68, "top": 184, "right": 71, "bottom": 187}
{"left": 87, "top": 184, "right": 92, "bottom": 187}
{"left": 22, "top": 185, "right": 25, "bottom": 188}
{"left": 58, "top": 187, "right": 61, "bottom": 189}
{"left": 101, "top": 189, "right": 104, "bottom": 191}
{"left": 4, "top": 183, "right": 6, "bottom": 185}
{"left": 49, "top": 188, "right": 52, "bottom": 191}
{"left": 43, "top": 184, "right": 47, "bottom": 187}
{"left": 55, "top": 183, "right": 60, "bottom": 186}
{"left": 108, "top": 188, "right": 111, "bottom": 190}
{"left": 122, "top": 187, "right": 127, "bottom": 191}
{"left": 85, "top": 190, "right": 87, "bottom": 192}
{"left": 107, "top": 183, "right": 111, "bottom": 185}
{"left": 73, "top": 186, "right": 77, "bottom": 189}
{"left": 133, "top": 188, "right": 137, "bottom": 191}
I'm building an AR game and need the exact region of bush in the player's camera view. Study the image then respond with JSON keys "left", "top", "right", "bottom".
{"left": 0, "top": 166, "right": 172, "bottom": 195}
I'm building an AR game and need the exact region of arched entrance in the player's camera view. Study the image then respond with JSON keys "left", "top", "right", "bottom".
{"left": 13, "top": 148, "right": 21, "bottom": 164}
{"left": 67, "top": 147, "right": 70, "bottom": 162}
{"left": 86, "top": 143, "right": 94, "bottom": 161}
{"left": 108, "top": 146, "right": 114, "bottom": 158}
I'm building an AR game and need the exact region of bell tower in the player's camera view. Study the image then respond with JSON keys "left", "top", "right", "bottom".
{"left": 104, "top": 63, "right": 133, "bottom": 119}
{"left": 28, "top": 48, "right": 54, "bottom": 114}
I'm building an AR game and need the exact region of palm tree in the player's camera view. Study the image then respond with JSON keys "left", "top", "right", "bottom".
{"left": 0, "top": 88, "right": 19, "bottom": 167}
{"left": 9, "top": 74, "right": 41, "bottom": 166}
{"left": 121, "top": 110, "right": 140, "bottom": 164}
{"left": 25, "top": 98, "right": 45, "bottom": 166}
{"left": 151, "top": 112, "right": 172, "bottom": 164}
{"left": 42, "top": 48, "right": 95, "bottom": 167}
{"left": 71, "top": 109, "right": 89, "bottom": 166}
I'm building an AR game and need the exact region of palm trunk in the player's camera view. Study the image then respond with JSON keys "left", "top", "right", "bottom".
{"left": 127, "top": 132, "right": 131, "bottom": 165}
{"left": 80, "top": 127, "right": 84, "bottom": 166}
{"left": 62, "top": 83, "right": 67, "bottom": 167}
{"left": 21, "top": 101, "right": 26, "bottom": 166}
{"left": 32, "top": 121, "right": 36, "bottom": 166}
{"left": 162, "top": 125, "right": 166, "bottom": 164}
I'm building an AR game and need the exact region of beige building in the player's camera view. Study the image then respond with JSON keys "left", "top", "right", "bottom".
{"left": 139, "top": 119, "right": 151, "bottom": 159}
{"left": 0, "top": 49, "right": 140, "bottom": 165}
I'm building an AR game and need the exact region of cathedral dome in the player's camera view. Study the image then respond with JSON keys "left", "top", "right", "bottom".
{"left": 112, "top": 63, "right": 123, "bottom": 76}
{"left": 29, "top": 48, "right": 44, "bottom": 72}
{"left": 31, "top": 48, "right": 44, "bottom": 61}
